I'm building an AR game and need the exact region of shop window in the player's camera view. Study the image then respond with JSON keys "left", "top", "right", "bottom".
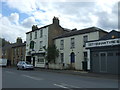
{"left": 107, "top": 53, "right": 113, "bottom": 56}
{"left": 38, "top": 58, "right": 44, "bottom": 64}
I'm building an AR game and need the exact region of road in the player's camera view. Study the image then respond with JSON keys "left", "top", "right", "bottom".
{"left": 2, "top": 67, "right": 118, "bottom": 89}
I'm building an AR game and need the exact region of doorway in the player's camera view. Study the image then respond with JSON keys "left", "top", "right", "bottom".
{"left": 70, "top": 52, "right": 75, "bottom": 63}
{"left": 33, "top": 57, "right": 35, "bottom": 66}
{"left": 99, "top": 52, "right": 107, "bottom": 72}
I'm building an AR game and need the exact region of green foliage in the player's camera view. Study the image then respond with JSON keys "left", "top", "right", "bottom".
{"left": 45, "top": 45, "right": 59, "bottom": 63}
{"left": 32, "top": 25, "right": 38, "bottom": 31}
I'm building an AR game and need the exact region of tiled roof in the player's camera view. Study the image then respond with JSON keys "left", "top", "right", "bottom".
{"left": 2, "top": 43, "right": 26, "bottom": 50}
{"left": 11, "top": 43, "right": 26, "bottom": 48}
{"left": 99, "top": 30, "right": 120, "bottom": 40}
{"left": 54, "top": 27, "right": 108, "bottom": 39}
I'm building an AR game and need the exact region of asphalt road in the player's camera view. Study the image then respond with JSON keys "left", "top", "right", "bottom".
{"left": 2, "top": 67, "right": 118, "bottom": 89}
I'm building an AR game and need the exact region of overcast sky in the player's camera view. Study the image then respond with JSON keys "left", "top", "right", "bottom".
{"left": 0, "top": 0, "right": 119, "bottom": 43}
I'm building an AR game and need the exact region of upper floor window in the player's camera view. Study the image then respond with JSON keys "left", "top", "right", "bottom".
{"left": 40, "top": 29, "right": 43, "bottom": 38}
{"left": 35, "top": 31, "right": 37, "bottom": 39}
{"left": 30, "top": 33, "right": 32, "bottom": 40}
{"left": 40, "top": 41, "right": 43, "bottom": 49}
{"left": 60, "top": 40, "right": 64, "bottom": 50}
{"left": 71, "top": 38, "right": 75, "bottom": 49}
{"left": 83, "top": 35, "right": 88, "bottom": 47}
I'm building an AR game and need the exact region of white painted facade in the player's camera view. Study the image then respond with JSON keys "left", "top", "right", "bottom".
{"left": 26, "top": 27, "right": 48, "bottom": 68}
{"left": 55, "top": 31, "right": 100, "bottom": 70}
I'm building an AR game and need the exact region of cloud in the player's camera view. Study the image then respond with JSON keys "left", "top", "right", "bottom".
{"left": 1, "top": 0, "right": 119, "bottom": 42}
{"left": 21, "top": 17, "right": 36, "bottom": 28}
{"left": 96, "top": 2, "right": 118, "bottom": 30}
{"left": 0, "top": 15, "right": 28, "bottom": 43}
{"left": 8, "top": 13, "right": 19, "bottom": 25}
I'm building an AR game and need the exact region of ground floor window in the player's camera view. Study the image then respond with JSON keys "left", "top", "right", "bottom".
{"left": 38, "top": 57, "right": 44, "bottom": 64}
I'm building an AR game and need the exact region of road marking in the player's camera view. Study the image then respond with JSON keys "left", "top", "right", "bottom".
{"left": 5, "top": 71, "right": 15, "bottom": 74}
{"left": 22, "top": 75, "right": 43, "bottom": 81}
{"left": 54, "top": 84, "right": 74, "bottom": 90}
{"left": 61, "top": 83, "right": 80, "bottom": 88}
{"left": 54, "top": 84, "right": 69, "bottom": 88}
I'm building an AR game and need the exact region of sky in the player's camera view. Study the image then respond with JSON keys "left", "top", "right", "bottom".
{"left": 0, "top": 0, "right": 119, "bottom": 43}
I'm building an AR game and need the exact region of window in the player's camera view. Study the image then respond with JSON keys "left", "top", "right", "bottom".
{"left": 116, "top": 52, "right": 120, "bottom": 56}
{"left": 83, "top": 35, "right": 88, "bottom": 47}
{"left": 107, "top": 53, "right": 113, "bottom": 56}
{"left": 71, "top": 38, "right": 75, "bottom": 49}
{"left": 35, "top": 31, "right": 37, "bottom": 39}
{"left": 60, "top": 40, "right": 64, "bottom": 50}
{"left": 84, "top": 52, "right": 88, "bottom": 61}
{"left": 21, "top": 48, "right": 23, "bottom": 55}
{"left": 101, "top": 53, "right": 106, "bottom": 56}
{"left": 30, "top": 33, "right": 32, "bottom": 40}
{"left": 38, "top": 57, "right": 44, "bottom": 64}
{"left": 61, "top": 53, "right": 64, "bottom": 63}
{"left": 40, "top": 30, "right": 43, "bottom": 38}
{"left": 40, "top": 41, "right": 43, "bottom": 49}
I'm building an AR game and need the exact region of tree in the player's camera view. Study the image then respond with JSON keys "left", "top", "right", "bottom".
{"left": 32, "top": 25, "right": 38, "bottom": 31}
{"left": 44, "top": 45, "right": 59, "bottom": 63}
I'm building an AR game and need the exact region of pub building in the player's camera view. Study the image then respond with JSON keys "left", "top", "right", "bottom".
{"left": 86, "top": 30, "right": 120, "bottom": 74}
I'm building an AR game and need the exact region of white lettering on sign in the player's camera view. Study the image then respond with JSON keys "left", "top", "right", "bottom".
{"left": 86, "top": 38, "right": 120, "bottom": 48}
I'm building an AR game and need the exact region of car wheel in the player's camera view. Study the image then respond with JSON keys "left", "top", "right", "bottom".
{"left": 22, "top": 66, "right": 25, "bottom": 70}
{"left": 17, "top": 67, "right": 19, "bottom": 70}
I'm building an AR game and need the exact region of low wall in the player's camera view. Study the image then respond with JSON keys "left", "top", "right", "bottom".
{"left": 48, "top": 63, "right": 63, "bottom": 69}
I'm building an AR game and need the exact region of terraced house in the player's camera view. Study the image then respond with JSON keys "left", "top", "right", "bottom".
{"left": 54, "top": 27, "right": 108, "bottom": 70}
{"left": 26, "top": 17, "right": 69, "bottom": 68}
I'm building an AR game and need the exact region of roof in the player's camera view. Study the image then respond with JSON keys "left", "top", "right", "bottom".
{"left": 99, "top": 30, "right": 120, "bottom": 40}
{"left": 86, "top": 30, "right": 120, "bottom": 43}
{"left": 54, "top": 27, "right": 108, "bottom": 39}
{"left": 26, "top": 24, "right": 51, "bottom": 34}
{"left": 2, "top": 42, "right": 26, "bottom": 51}
{"left": 11, "top": 43, "right": 26, "bottom": 48}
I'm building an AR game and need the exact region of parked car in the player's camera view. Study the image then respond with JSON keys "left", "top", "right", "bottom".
{"left": 0, "top": 59, "right": 7, "bottom": 67}
{"left": 17, "top": 61, "right": 34, "bottom": 70}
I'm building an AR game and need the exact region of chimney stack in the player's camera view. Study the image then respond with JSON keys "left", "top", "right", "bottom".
{"left": 53, "top": 16, "right": 59, "bottom": 25}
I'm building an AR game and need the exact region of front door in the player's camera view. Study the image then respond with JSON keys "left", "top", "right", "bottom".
{"left": 99, "top": 52, "right": 107, "bottom": 72}
{"left": 70, "top": 52, "right": 75, "bottom": 69}
{"left": 70, "top": 52, "right": 75, "bottom": 63}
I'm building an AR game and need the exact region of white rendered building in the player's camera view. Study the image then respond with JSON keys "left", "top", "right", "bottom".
{"left": 26, "top": 17, "right": 68, "bottom": 68}
{"left": 54, "top": 27, "right": 108, "bottom": 70}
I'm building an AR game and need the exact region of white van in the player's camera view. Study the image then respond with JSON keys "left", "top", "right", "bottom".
{"left": 0, "top": 59, "right": 7, "bottom": 67}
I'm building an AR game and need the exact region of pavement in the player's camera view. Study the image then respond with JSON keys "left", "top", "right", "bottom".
{"left": 34, "top": 68, "right": 118, "bottom": 80}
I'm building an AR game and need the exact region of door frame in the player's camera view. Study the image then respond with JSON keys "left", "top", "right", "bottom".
{"left": 33, "top": 57, "right": 35, "bottom": 66}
